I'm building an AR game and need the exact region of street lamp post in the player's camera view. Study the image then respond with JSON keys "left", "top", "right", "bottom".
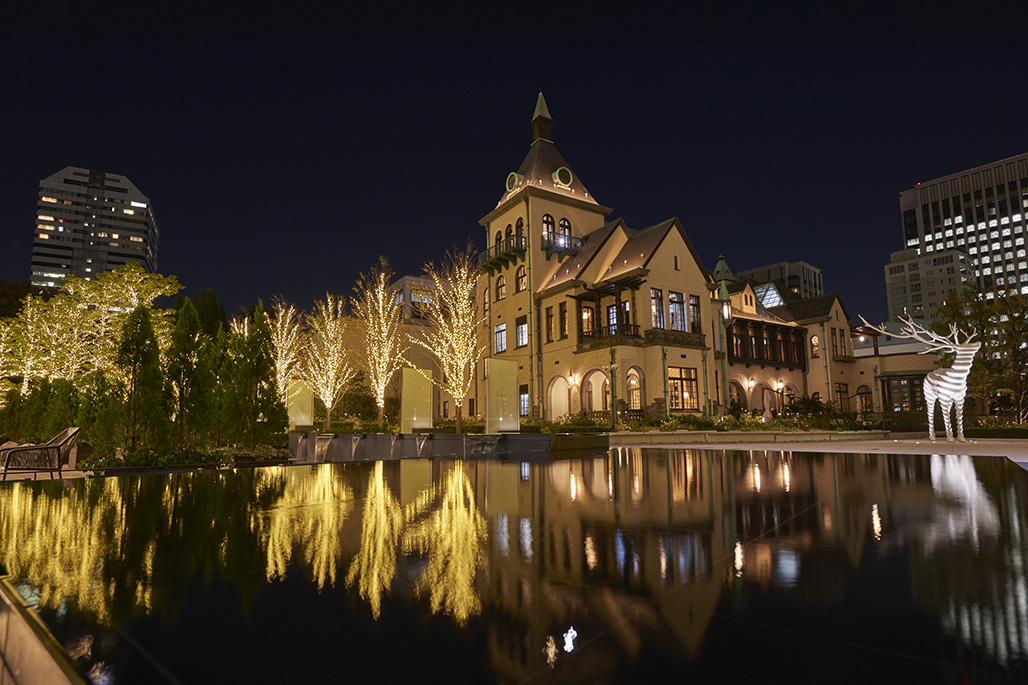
{"left": 712, "top": 256, "right": 735, "bottom": 417}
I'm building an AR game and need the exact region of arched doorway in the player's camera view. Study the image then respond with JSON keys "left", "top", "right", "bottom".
{"left": 626, "top": 367, "right": 643, "bottom": 412}
{"left": 729, "top": 381, "right": 746, "bottom": 409}
{"left": 581, "top": 369, "right": 607, "bottom": 413}
{"left": 548, "top": 376, "right": 570, "bottom": 421}
{"left": 856, "top": 385, "right": 873, "bottom": 412}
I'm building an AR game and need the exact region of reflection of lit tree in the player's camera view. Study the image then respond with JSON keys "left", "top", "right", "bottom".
{"left": 403, "top": 463, "right": 487, "bottom": 624}
{"left": 346, "top": 462, "right": 402, "bottom": 617}
{"left": 253, "top": 466, "right": 353, "bottom": 589}
{"left": 0, "top": 479, "right": 141, "bottom": 625}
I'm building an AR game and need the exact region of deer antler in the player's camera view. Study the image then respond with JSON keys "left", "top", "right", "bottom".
{"left": 857, "top": 315, "right": 978, "bottom": 354}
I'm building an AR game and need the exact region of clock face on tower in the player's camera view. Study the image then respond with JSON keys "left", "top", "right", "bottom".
{"left": 552, "top": 166, "right": 573, "bottom": 189}
{"left": 506, "top": 172, "right": 523, "bottom": 193}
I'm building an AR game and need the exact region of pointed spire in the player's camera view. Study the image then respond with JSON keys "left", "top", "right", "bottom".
{"left": 712, "top": 255, "right": 735, "bottom": 284}
{"left": 531, "top": 91, "right": 552, "bottom": 144}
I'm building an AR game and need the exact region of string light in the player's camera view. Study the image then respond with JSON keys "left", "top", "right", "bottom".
{"left": 352, "top": 258, "right": 409, "bottom": 425}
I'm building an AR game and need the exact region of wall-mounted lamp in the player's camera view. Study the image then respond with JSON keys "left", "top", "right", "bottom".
{"left": 777, "top": 379, "right": 784, "bottom": 391}
{"left": 568, "top": 373, "right": 575, "bottom": 385}
{"left": 747, "top": 378, "right": 755, "bottom": 390}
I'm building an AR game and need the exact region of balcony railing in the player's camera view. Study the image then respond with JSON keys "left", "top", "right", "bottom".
{"left": 577, "top": 324, "right": 641, "bottom": 351}
{"left": 478, "top": 235, "right": 526, "bottom": 275}
{"left": 643, "top": 328, "right": 706, "bottom": 349}
{"left": 541, "top": 232, "right": 582, "bottom": 261}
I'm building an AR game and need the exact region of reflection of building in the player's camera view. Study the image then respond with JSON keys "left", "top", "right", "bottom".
{"left": 896, "top": 152, "right": 1028, "bottom": 302}
{"left": 476, "top": 94, "right": 716, "bottom": 421}
{"left": 31, "top": 166, "right": 159, "bottom": 288}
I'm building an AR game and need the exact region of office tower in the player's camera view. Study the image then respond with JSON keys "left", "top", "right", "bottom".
{"left": 32, "top": 166, "right": 159, "bottom": 287}
{"left": 884, "top": 247, "right": 972, "bottom": 320}
{"left": 735, "top": 260, "right": 823, "bottom": 299}
{"left": 895, "top": 152, "right": 1028, "bottom": 310}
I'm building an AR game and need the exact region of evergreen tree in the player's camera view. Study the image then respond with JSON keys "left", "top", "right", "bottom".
{"left": 75, "top": 371, "right": 126, "bottom": 460}
{"left": 222, "top": 303, "right": 287, "bottom": 448}
{"left": 168, "top": 299, "right": 217, "bottom": 449}
{"left": 117, "top": 307, "right": 170, "bottom": 453}
{"left": 40, "top": 379, "right": 79, "bottom": 439}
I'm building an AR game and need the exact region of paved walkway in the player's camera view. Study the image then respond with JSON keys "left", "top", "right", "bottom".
{"left": 612, "top": 436, "right": 1028, "bottom": 471}
{"left": 5, "top": 436, "right": 1027, "bottom": 483}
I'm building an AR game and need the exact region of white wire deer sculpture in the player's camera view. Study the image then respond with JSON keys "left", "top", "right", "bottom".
{"left": 859, "top": 316, "right": 981, "bottom": 442}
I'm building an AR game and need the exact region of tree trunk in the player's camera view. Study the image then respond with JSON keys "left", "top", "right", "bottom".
{"left": 377, "top": 403, "right": 384, "bottom": 428}
{"left": 455, "top": 408, "right": 462, "bottom": 435}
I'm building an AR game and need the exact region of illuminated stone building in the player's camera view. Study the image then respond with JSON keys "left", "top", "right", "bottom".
{"left": 476, "top": 94, "right": 717, "bottom": 421}
{"left": 31, "top": 166, "right": 159, "bottom": 288}
{"left": 896, "top": 152, "right": 1028, "bottom": 306}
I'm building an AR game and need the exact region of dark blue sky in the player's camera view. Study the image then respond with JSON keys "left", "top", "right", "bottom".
{"left": 3, "top": 28, "right": 1026, "bottom": 323}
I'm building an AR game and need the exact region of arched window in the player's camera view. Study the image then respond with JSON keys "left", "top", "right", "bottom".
{"left": 494, "top": 231, "right": 502, "bottom": 249}
{"left": 515, "top": 217, "right": 524, "bottom": 242}
{"left": 810, "top": 335, "right": 820, "bottom": 358}
{"left": 515, "top": 265, "right": 527, "bottom": 292}
{"left": 496, "top": 276, "right": 506, "bottom": 301}
{"left": 558, "top": 218, "right": 571, "bottom": 248}
{"left": 601, "top": 379, "right": 609, "bottom": 411}
{"left": 505, "top": 224, "right": 513, "bottom": 244}
{"left": 542, "top": 214, "right": 555, "bottom": 240}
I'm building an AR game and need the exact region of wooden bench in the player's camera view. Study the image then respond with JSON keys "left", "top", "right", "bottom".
{"left": 0, "top": 427, "right": 80, "bottom": 481}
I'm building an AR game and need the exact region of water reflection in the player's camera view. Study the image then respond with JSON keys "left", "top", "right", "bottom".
{"left": 0, "top": 449, "right": 1027, "bottom": 682}
{"left": 253, "top": 465, "right": 354, "bottom": 589}
{"left": 345, "top": 461, "right": 401, "bottom": 617}
{"left": 403, "top": 463, "right": 488, "bottom": 625}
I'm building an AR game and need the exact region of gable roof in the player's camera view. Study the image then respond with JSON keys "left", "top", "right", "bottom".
{"left": 538, "top": 219, "right": 625, "bottom": 292}
{"left": 604, "top": 218, "right": 712, "bottom": 283}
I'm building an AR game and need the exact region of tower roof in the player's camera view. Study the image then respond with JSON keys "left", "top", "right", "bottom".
{"left": 489, "top": 94, "right": 602, "bottom": 213}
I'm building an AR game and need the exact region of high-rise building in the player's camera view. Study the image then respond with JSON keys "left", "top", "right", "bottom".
{"left": 31, "top": 166, "right": 159, "bottom": 288}
{"left": 884, "top": 247, "right": 971, "bottom": 320}
{"left": 735, "top": 260, "right": 823, "bottom": 299}
{"left": 896, "top": 152, "right": 1028, "bottom": 307}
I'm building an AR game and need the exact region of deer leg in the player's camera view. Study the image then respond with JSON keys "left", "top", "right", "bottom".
{"left": 955, "top": 397, "right": 967, "bottom": 442}
{"left": 940, "top": 398, "right": 955, "bottom": 442}
{"left": 926, "top": 395, "right": 937, "bottom": 441}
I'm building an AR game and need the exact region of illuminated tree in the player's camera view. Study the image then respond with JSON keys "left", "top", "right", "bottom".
{"left": 410, "top": 246, "right": 485, "bottom": 434}
{"left": 353, "top": 258, "right": 408, "bottom": 427}
{"left": 222, "top": 303, "right": 287, "bottom": 448}
{"left": 269, "top": 297, "right": 305, "bottom": 406}
{"left": 0, "top": 264, "right": 180, "bottom": 391}
{"left": 300, "top": 294, "right": 357, "bottom": 430}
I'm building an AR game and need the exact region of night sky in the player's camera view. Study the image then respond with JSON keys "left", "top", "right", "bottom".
{"left": 3, "top": 19, "right": 1026, "bottom": 323}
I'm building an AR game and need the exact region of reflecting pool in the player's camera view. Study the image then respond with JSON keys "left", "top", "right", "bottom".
{"left": 2, "top": 449, "right": 1028, "bottom": 683}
